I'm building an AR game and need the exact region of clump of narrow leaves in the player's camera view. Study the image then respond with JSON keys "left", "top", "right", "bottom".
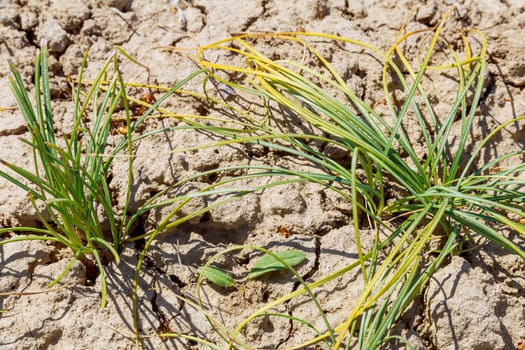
{"left": 171, "top": 14, "right": 524, "bottom": 349}
{"left": 0, "top": 42, "right": 132, "bottom": 306}
{"left": 0, "top": 42, "right": 203, "bottom": 307}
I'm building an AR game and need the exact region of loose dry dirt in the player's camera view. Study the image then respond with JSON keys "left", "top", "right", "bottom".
{"left": 1, "top": 0, "right": 524, "bottom": 349}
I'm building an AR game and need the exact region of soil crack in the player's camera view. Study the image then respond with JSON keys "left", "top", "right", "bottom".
{"left": 143, "top": 256, "right": 172, "bottom": 339}
{"left": 240, "top": 0, "right": 267, "bottom": 31}
{"left": 0, "top": 124, "right": 28, "bottom": 137}
{"left": 294, "top": 236, "right": 321, "bottom": 289}
{"left": 277, "top": 236, "right": 321, "bottom": 348}
{"left": 149, "top": 286, "right": 172, "bottom": 340}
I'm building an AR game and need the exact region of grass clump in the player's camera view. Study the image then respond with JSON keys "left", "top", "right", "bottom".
{"left": 0, "top": 41, "right": 136, "bottom": 306}
{"left": 160, "top": 13, "right": 525, "bottom": 349}
{"left": 0, "top": 41, "right": 202, "bottom": 307}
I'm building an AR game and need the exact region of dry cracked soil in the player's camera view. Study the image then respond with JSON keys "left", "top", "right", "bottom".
{"left": 1, "top": 0, "right": 525, "bottom": 349}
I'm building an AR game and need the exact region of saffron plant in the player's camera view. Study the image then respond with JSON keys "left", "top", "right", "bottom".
{"left": 157, "top": 14, "right": 525, "bottom": 349}
{"left": 0, "top": 41, "right": 200, "bottom": 307}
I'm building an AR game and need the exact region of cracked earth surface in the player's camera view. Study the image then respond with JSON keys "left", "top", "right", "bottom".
{"left": 1, "top": 0, "right": 525, "bottom": 349}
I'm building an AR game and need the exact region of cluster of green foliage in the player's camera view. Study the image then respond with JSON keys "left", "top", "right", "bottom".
{"left": 177, "top": 15, "right": 524, "bottom": 349}
{"left": 1, "top": 14, "right": 524, "bottom": 350}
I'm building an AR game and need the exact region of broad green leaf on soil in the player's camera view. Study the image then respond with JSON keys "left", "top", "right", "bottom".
{"left": 198, "top": 266, "right": 236, "bottom": 288}
{"left": 247, "top": 250, "right": 306, "bottom": 280}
